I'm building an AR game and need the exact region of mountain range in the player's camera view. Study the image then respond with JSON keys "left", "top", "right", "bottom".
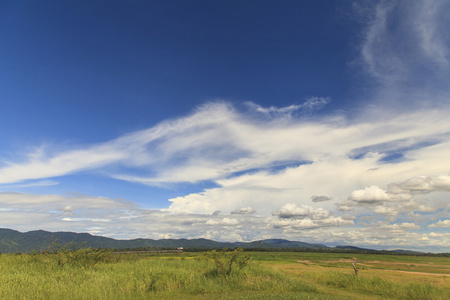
{"left": 0, "top": 228, "right": 422, "bottom": 254}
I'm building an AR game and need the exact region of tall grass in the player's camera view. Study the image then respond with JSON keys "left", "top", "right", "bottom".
{"left": 0, "top": 251, "right": 318, "bottom": 299}
{"left": 304, "top": 270, "right": 448, "bottom": 300}
{"left": 1, "top": 250, "right": 448, "bottom": 299}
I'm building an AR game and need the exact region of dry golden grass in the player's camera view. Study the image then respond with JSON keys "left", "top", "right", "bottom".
{"left": 264, "top": 257, "right": 450, "bottom": 300}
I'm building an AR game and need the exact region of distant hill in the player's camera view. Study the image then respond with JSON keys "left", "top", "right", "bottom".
{"left": 240, "top": 239, "right": 328, "bottom": 249}
{"left": 334, "top": 245, "right": 424, "bottom": 254}
{"left": 0, "top": 228, "right": 329, "bottom": 253}
{"left": 334, "top": 245, "right": 377, "bottom": 252}
{"left": 0, "top": 228, "right": 433, "bottom": 254}
{"left": 388, "top": 249, "right": 423, "bottom": 254}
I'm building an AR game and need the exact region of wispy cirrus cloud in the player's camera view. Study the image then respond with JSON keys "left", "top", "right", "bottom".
{"left": 0, "top": 180, "right": 59, "bottom": 189}
{"left": 1, "top": 100, "right": 449, "bottom": 189}
{"left": 245, "top": 97, "right": 330, "bottom": 117}
{"left": 0, "top": 145, "right": 125, "bottom": 184}
{"left": 357, "top": 0, "right": 450, "bottom": 109}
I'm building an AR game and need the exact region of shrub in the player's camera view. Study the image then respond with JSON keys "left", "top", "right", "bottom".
{"left": 48, "top": 241, "right": 114, "bottom": 268}
{"left": 203, "top": 248, "right": 251, "bottom": 276}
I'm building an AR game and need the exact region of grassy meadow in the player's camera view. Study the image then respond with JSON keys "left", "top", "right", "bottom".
{"left": 0, "top": 248, "right": 449, "bottom": 299}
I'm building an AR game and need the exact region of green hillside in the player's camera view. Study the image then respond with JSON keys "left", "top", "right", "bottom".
{"left": 0, "top": 228, "right": 326, "bottom": 253}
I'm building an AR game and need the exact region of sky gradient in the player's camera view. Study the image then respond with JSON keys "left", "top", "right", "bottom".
{"left": 1, "top": 0, "right": 449, "bottom": 252}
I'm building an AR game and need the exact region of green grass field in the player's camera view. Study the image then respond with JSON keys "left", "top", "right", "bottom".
{"left": 0, "top": 249, "right": 448, "bottom": 299}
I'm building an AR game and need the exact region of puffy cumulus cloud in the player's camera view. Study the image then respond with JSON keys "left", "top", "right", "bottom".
{"left": 393, "top": 222, "right": 421, "bottom": 230}
{"left": 348, "top": 186, "right": 411, "bottom": 204}
{"left": 200, "top": 230, "right": 247, "bottom": 243}
{"left": 230, "top": 207, "right": 255, "bottom": 215}
{"left": 206, "top": 218, "right": 240, "bottom": 226}
{"left": 0, "top": 191, "right": 266, "bottom": 242}
{"left": 372, "top": 222, "right": 421, "bottom": 231}
{"left": 342, "top": 172, "right": 450, "bottom": 217}
{"left": 1, "top": 189, "right": 448, "bottom": 252}
{"left": 168, "top": 145, "right": 446, "bottom": 215}
{"left": 401, "top": 196, "right": 449, "bottom": 214}
{"left": 388, "top": 173, "right": 450, "bottom": 194}
{"left": 284, "top": 222, "right": 449, "bottom": 252}
{"left": 108, "top": 210, "right": 270, "bottom": 242}
{"left": 272, "top": 203, "right": 330, "bottom": 220}
{"left": 269, "top": 218, "right": 316, "bottom": 229}
{"left": 269, "top": 216, "right": 354, "bottom": 230}
{"left": 373, "top": 205, "right": 399, "bottom": 216}
{"left": 428, "top": 220, "right": 450, "bottom": 228}
{"left": 268, "top": 203, "right": 353, "bottom": 232}
{"left": 348, "top": 186, "right": 389, "bottom": 203}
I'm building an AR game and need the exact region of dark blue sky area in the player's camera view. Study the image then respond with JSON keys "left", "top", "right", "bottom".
{"left": 1, "top": 1, "right": 356, "bottom": 145}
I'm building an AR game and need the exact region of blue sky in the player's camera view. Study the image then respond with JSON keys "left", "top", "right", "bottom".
{"left": 1, "top": 0, "right": 450, "bottom": 252}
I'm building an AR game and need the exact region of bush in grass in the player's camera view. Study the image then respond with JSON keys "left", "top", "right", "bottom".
{"left": 48, "top": 241, "right": 115, "bottom": 268}
{"left": 203, "top": 248, "right": 251, "bottom": 276}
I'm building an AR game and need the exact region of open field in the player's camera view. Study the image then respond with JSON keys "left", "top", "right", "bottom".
{"left": 251, "top": 252, "right": 450, "bottom": 299}
{"left": 0, "top": 250, "right": 449, "bottom": 299}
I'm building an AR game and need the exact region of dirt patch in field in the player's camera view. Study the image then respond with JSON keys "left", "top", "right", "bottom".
{"left": 381, "top": 269, "right": 450, "bottom": 276}
{"left": 296, "top": 260, "right": 311, "bottom": 264}
{"left": 318, "top": 259, "right": 358, "bottom": 263}
{"left": 361, "top": 261, "right": 450, "bottom": 268}
{"left": 312, "top": 259, "right": 450, "bottom": 276}
{"left": 315, "top": 260, "right": 449, "bottom": 268}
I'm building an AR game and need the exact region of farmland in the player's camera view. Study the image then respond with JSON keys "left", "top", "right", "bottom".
{"left": 0, "top": 249, "right": 449, "bottom": 299}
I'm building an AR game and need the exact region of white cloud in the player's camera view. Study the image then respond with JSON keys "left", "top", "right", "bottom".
{"left": 206, "top": 218, "right": 240, "bottom": 226}
{"left": 0, "top": 192, "right": 133, "bottom": 210}
{"left": 414, "top": 0, "right": 450, "bottom": 66}
{"left": 428, "top": 220, "right": 450, "bottom": 228}
{"left": 269, "top": 216, "right": 353, "bottom": 230}
{"left": 348, "top": 186, "right": 389, "bottom": 203}
{"left": 0, "top": 192, "right": 137, "bottom": 234}
{"left": 348, "top": 186, "right": 412, "bottom": 204}
{"left": 341, "top": 171, "right": 450, "bottom": 218}
{"left": 358, "top": 0, "right": 450, "bottom": 111}
{"left": 370, "top": 222, "right": 421, "bottom": 231}
{"left": 0, "top": 180, "right": 59, "bottom": 189}
{"left": 0, "top": 189, "right": 448, "bottom": 251}
{"left": 1, "top": 102, "right": 450, "bottom": 193}
{"left": 0, "top": 145, "right": 125, "bottom": 184}
{"left": 372, "top": 205, "right": 399, "bottom": 216}
{"left": 245, "top": 97, "right": 330, "bottom": 118}
{"left": 272, "top": 203, "right": 330, "bottom": 220}
{"left": 388, "top": 173, "right": 450, "bottom": 194}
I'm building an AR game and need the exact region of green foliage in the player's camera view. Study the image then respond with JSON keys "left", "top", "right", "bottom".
{"left": 0, "top": 251, "right": 448, "bottom": 299}
{"left": 47, "top": 241, "right": 115, "bottom": 268}
{"left": 203, "top": 248, "right": 251, "bottom": 276}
